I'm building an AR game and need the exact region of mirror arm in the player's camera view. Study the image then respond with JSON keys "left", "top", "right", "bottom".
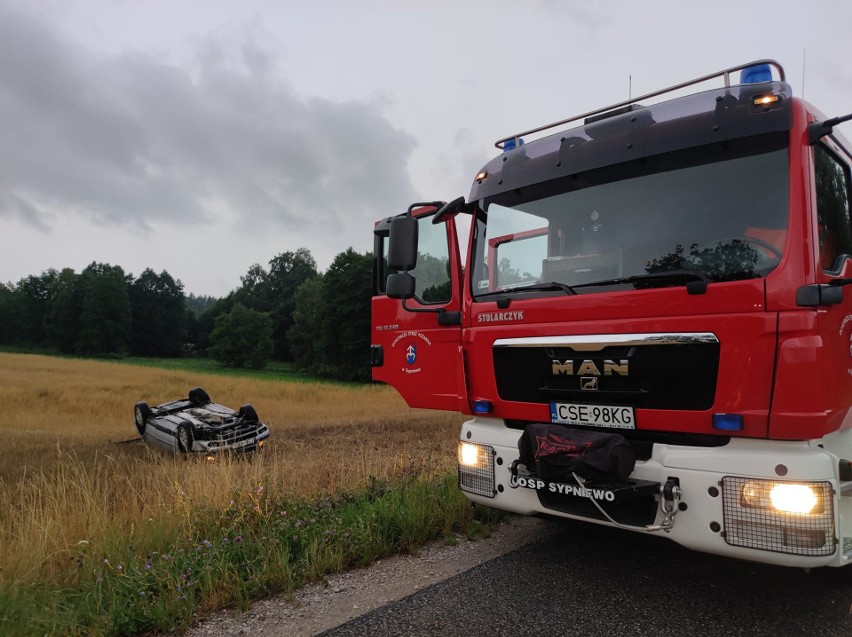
{"left": 407, "top": 201, "right": 446, "bottom": 216}
{"left": 432, "top": 196, "right": 466, "bottom": 225}
{"left": 808, "top": 112, "right": 852, "bottom": 145}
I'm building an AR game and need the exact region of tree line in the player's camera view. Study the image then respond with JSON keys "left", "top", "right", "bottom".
{"left": 0, "top": 247, "right": 373, "bottom": 382}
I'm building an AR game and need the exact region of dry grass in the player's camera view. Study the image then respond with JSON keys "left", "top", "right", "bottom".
{"left": 0, "top": 353, "right": 462, "bottom": 584}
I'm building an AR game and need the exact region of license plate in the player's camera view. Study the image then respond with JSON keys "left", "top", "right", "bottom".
{"left": 550, "top": 402, "right": 635, "bottom": 429}
{"left": 232, "top": 437, "right": 255, "bottom": 449}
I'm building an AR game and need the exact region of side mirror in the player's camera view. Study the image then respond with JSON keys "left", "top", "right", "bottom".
{"left": 388, "top": 216, "right": 418, "bottom": 271}
{"left": 386, "top": 272, "right": 415, "bottom": 300}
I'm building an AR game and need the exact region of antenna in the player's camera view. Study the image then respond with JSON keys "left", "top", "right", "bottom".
{"left": 628, "top": 75, "right": 632, "bottom": 100}
{"left": 801, "top": 49, "right": 806, "bottom": 98}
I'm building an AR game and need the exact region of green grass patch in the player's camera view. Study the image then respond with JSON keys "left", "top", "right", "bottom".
{"left": 117, "top": 357, "right": 316, "bottom": 382}
{"left": 0, "top": 473, "right": 506, "bottom": 637}
{"left": 0, "top": 347, "right": 360, "bottom": 385}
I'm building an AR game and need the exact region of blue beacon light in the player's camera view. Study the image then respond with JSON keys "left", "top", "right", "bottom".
{"left": 502, "top": 137, "right": 525, "bottom": 152}
{"left": 740, "top": 64, "right": 772, "bottom": 84}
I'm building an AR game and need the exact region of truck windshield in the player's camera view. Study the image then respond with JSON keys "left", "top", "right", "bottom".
{"left": 471, "top": 134, "right": 789, "bottom": 297}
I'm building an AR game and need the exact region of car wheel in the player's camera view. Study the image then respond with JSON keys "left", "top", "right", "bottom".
{"left": 189, "top": 387, "right": 211, "bottom": 405}
{"left": 177, "top": 422, "right": 195, "bottom": 453}
{"left": 134, "top": 402, "right": 151, "bottom": 436}
{"left": 238, "top": 404, "right": 259, "bottom": 422}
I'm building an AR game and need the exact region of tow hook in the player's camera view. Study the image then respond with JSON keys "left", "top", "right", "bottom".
{"left": 659, "top": 477, "right": 682, "bottom": 532}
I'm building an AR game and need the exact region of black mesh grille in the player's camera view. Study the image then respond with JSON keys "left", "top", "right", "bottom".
{"left": 458, "top": 442, "right": 495, "bottom": 498}
{"left": 721, "top": 477, "right": 835, "bottom": 556}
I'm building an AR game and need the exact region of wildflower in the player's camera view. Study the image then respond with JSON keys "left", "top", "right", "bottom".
{"left": 223, "top": 537, "right": 229, "bottom": 543}
{"left": 203, "top": 539, "right": 213, "bottom": 549}
{"left": 139, "top": 591, "right": 146, "bottom": 597}
{"left": 234, "top": 536, "right": 243, "bottom": 544}
{"left": 103, "top": 558, "right": 109, "bottom": 565}
{"left": 257, "top": 485, "right": 265, "bottom": 493}
{"left": 116, "top": 565, "right": 123, "bottom": 572}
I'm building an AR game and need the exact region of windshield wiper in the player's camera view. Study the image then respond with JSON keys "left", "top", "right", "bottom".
{"left": 474, "top": 281, "right": 578, "bottom": 299}
{"left": 574, "top": 270, "right": 711, "bottom": 294}
{"left": 503, "top": 281, "right": 578, "bottom": 296}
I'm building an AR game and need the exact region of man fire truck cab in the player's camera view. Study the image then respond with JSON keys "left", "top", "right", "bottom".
{"left": 370, "top": 60, "right": 852, "bottom": 568}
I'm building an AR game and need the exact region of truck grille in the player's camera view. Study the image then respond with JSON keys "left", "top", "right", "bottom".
{"left": 493, "top": 333, "right": 720, "bottom": 410}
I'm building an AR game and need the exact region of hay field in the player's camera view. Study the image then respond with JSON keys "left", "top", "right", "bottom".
{"left": 0, "top": 353, "right": 461, "bottom": 584}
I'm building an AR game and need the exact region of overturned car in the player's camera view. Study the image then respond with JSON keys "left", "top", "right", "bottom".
{"left": 133, "top": 387, "right": 270, "bottom": 454}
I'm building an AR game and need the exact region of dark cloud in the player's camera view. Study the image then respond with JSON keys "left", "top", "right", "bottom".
{"left": 0, "top": 6, "right": 417, "bottom": 235}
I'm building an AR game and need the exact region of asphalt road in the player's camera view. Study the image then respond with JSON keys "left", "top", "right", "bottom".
{"left": 322, "top": 518, "right": 852, "bottom": 637}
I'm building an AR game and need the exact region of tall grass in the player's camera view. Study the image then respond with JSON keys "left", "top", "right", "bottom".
{"left": 0, "top": 353, "right": 493, "bottom": 636}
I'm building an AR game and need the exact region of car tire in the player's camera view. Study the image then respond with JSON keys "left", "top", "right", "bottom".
{"left": 189, "top": 387, "right": 211, "bottom": 405}
{"left": 238, "top": 404, "right": 259, "bottom": 422}
{"left": 134, "top": 402, "right": 151, "bottom": 436}
{"left": 177, "top": 421, "right": 195, "bottom": 453}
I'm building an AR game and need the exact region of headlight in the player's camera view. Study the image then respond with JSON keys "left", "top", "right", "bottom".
{"left": 459, "top": 442, "right": 484, "bottom": 468}
{"left": 769, "top": 484, "right": 818, "bottom": 514}
{"left": 740, "top": 480, "right": 822, "bottom": 515}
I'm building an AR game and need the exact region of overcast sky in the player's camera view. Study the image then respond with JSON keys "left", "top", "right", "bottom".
{"left": 2, "top": 0, "right": 851, "bottom": 297}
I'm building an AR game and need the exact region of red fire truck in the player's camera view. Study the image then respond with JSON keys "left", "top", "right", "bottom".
{"left": 371, "top": 60, "right": 852, "bottom": 567}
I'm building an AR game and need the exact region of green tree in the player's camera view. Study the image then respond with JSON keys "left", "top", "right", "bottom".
{"left": 314, "top": 248, "right": 372, "bottom": 382}
{"left": 230, "top": 249, "right": 319, "bottom": 361}
{"left": 233, "top": 263, "right": 270, "bottom": 309}
{"left": 16, "top": 270, "right": 58, "bottom": 344}
{"left": 75, "top": 263, "right": 132, "bottom": 357}
{"left": 266, "top": 248, "right": 318, "bottom": 360}
{"left": 0, "top": 283, "right": 21, "bottom": 345}
{"left": 209, "top": 303, "right": 273, "bottom": 369}
{"left": 43, "top": 268, "right": 82, "bottom": 354}
{"left": 129, "top": 269, "right": 186, "bottom": 356}
{"left": 287, "top": 275, "right": 325, "bottom": 372}
{"left": 192, "top": 297, "right": 234, "bottom": 356}
{"left": 185, "top": 293, "right": 219, "bottom": 316}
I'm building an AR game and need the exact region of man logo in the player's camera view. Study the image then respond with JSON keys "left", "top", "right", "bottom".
{"left": 406, "top": 344, "right": 416, "bottom": 365}
{"left": 552, "top": 359, "right": 628, "bottom": 376}
{"left": 580, "top": 377, "right": 598, "bottom": 391}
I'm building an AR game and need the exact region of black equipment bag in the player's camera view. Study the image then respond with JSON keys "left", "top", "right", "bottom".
{"left": 518, "top": 424, "right": 636, "bottom": 483}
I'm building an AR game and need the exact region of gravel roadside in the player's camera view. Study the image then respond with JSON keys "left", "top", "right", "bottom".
{"left": 183, "top": 516, "right": 559, "bottom": 637}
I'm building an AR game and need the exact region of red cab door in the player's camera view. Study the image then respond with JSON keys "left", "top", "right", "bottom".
{"left": 371, "top": 204, "right": 467, "bottom": 412}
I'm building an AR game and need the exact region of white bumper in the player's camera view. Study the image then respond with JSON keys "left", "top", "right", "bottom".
{"left": 459, "top": 417, "right": 852, "bottom": 568}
